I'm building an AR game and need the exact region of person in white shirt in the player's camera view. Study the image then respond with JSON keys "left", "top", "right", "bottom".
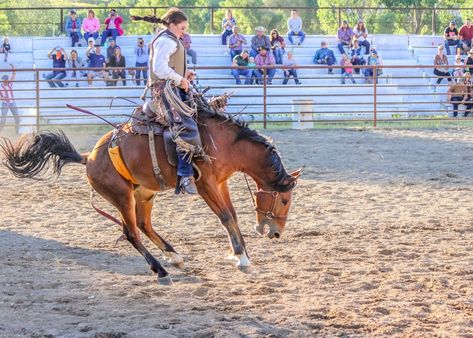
{"left": 287, "top": 9, "right": 306, "bottom": 45}
{"left": 353, "top": 19, "right": 370, "bottom": 55}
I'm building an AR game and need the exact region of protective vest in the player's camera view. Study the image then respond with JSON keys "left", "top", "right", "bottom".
{"left": 149, "top": 29, "right": 186, "bottom": 84}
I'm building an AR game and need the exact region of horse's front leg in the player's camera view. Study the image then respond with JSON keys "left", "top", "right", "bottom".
{"left": 198, "top": 180, "right": 251, "bottom": 270}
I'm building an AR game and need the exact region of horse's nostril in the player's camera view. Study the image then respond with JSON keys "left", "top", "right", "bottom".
{"left": 274, "top": 232, "right": 280, "bottom": 239}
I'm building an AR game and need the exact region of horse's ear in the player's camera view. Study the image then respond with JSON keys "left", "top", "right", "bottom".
{"left": 290, "top": 168, "right": 303, "bottom": 179}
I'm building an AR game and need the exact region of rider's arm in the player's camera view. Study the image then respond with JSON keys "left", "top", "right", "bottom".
{"left": 152, "top": 36, "right": 183, "bottom": 85}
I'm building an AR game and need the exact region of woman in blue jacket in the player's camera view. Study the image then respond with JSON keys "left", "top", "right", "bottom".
{"left": 65, "top": 10, "right": 83, "bottom": 47}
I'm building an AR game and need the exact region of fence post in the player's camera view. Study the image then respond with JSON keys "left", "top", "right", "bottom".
{"left": 60, "top": 8, "right": 64, "bottom": 35}
{"left": 432, "top": 8, "right": 436, "bottom": 36}
{"left": 263, "top": 67, "right": 267, "bottom": 129}
{"left": 210, "top": 8, "right": 214, "bottom": 34}
{"left": 373, "top": 65, "right": 377, "bottom": 128}
{"left": 35, "top": 69, "right": 40, "bottom": 131}
{"left": 338, "top": 8, "right": 341, "bottom": 28}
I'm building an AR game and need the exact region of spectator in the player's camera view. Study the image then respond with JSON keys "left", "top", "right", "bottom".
{"left": 250, "top": 27, "right": 270, "bottom": 58}
{"left": 444, "top": 21, "right": 461, "bottom": 56}
{"left": 182, "top": 33, "right": 197, "bottom": 65}
{"left": 465, "top": 49, "right": 473, "bottom": 73}
{"left": 459, "top": 19, "right": 473, "bottom": 54}
{"left": 82, "top": 9, "right": 100, "bottom": 42}
{"left": 270, "top": 29, "right": 286, "bottom": 65}
{"left": 364, "top": 48, "right": 382, "bottom": 84}
{"left": 340, "top": 54, "right": 356, "bottom": 84}
{"left": 65, "top": 10, "right": 82, "bottom": 47}
{"left": 433, "top": 44, "right": 452, "bottom": 85}
{"left": 134, "top": 37, "right": 148, "bottom": 86}
{"left": 447, "top": 72, "right": 470, "bottom": 117}
{"left": 86, "top": 44, "right": 109, "bottom": 86}
{"left": 282, "top": 51, "right": 300, "bottom": 85}
{"left": 231, "top": 50, "right": 252, "bottom": 85}
{"left": 0, "top": 64, "right": 19, "bottom": 134}
{"left": 453, "top": 55, "right": 464, "bottom": 81}
{"left": 350, "top": 39, "right": 365, "bottom": 74}
{"left": 287, "top": 9, "right": 306, "bottom": 46}
{"left": 66, "top": 50, "right": 82, "bottom": 87}
{"left": 463, "top": 72, "right": 473, "bottom": 116}
{"left": 248, "top": 56, "right": 257, "bottom": 84}
{"left": 85, "top": 37, "right": 95, "bottom": 57}
{"left": 254, "top": 47, "right": 276, "bottom": 85}
{"left": 313, "top": 41, "right": 336, "bottom": 74}
{"left": 338, "top": 20, "right": 354, "bottom": 55}
{"left": 43, "top": 46, "right": 67, "bottom": 88}
{"left": 221, "top": 10, "right": 236, "bottom": 46}
{"left": 227, "top": 26, "right": 247, "bottom": 60}
{"left": 100, "top": 9, "right": 124, "bottom": 46}
{"left": 106, "top": 38, "right": 119, "bottom": 63}
{"left": 107, "top": 47, "right": 126, "bottom": 86}
{"left": 353, "top": 19, "right": 370, "bottom": 55}
{"left": 0, "top": 37, "right": 11, "bottom": 62}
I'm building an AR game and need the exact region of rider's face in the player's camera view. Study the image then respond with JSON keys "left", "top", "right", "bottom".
{"left": 170, "top": 21, "right": 188, "bottom": 38}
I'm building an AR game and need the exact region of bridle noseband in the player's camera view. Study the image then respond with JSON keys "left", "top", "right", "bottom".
{"left": 254, "top": 189, "right": 288, "bottom": 220}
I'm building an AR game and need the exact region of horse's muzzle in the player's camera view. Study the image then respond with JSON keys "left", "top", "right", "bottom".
{"left": 255, "top": 221, "right": 282, "bottom": 239}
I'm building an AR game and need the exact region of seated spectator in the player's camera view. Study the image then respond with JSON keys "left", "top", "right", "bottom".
{"left": 350, "top": 39, "right": 365, "bottom": 74}
{"left": 338, "top": 20, "right": 354, "bottom": 55}
{"left": 82, "top": 10, "right": 100, "bottom": 42}
{"left": 364, "top": 48, "right": 383, "bottom": 84}
{"left": 340, "top": 54, "right": 356, "bottom": 84}
{"left": 222, "top": 10, "right": 236, "bottom": 46}
{"left": 282, "top": 51, "right": 300, "bottom": 85}
{"left": 433, "top": 44, "right": 452, "bottom": 85}
{"left": 444, "top": 21, "right": 461, "bottom": 56}
{"left": 106, "top": 38, "right": 119, "bottom": 63}
{"left": 134, "top": 37, "right": 148, "bottom": 86}
{"left": 270, "top": 29, "right": 286, "bottom": 65}
{"left": 248, "top": 56, "right": 256, "bottom": 84}
{"left": 231, "top": 50, "right": 252, "bottom": 85}
{"left": 86, "top": 44, "right": 109, "bottom": 86}
{"left": 353, "top": 19, "right": 370, "bottom": 55}
{"left": 100, "top": 9, "right": 124, "bottom": 46}
{"left": 250, "top": 27, "right": 270, "bottom": 58}
{"left": 182, "top": 33, "right": 197, "bottom": 65}
{"left": 43, "top": 46, "right": 67, "bottom": 88}
{"left": 0, "top": 64, "right": 19, "bottom": 134}
{"left": 313, "top": 41, "right": 336, "bottom": 74}
{"left": 0, "top": 37, "right": 11, "bottom": 62}
{"left": 65, "top": 10, "right": 82, "bottom": 47}
{"left": 108, "top": 47, "right": 126, "bottom": 86}
{"left": 228, "top": 26, "right": 247, "bottom": 60}
{"left": 459, "top": 19, "right": 473, "bottom": 54}
{"left": 448, "top": 72, "right": 470, "bottom": 117}
{"left": 453, "top": 55, "right": 464, "bottom": 81}
{"left": 254, "top": 47, "right": 276, "bottom": 85}
{"left": 66, "top": 50, "right": 82, "bottom": 87}
{"left": 287, "top": 9, "right": 305, "bottom": 46}
{"left": 464, "top": 49, "right": 473, "bottom": 72}
{"left": 85, "top": 37, "right": 95, "bottom": 57}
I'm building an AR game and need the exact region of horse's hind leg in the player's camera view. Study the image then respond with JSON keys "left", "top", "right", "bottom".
{"left": 134, "top": 187, "right": 185, "bottom": 269}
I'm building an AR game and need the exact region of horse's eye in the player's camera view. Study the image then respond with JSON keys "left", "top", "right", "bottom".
{"left": 281, "top": 199, "right": 288, "bottom": 206}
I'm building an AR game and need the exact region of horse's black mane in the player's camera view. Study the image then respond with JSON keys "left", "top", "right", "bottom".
{"left": 196, "top": 97, "right": 295, "bottom": 192}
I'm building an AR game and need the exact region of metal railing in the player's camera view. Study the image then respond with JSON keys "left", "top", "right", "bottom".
{"left": 0, "top": 64, "right": 468, "bottom": 133}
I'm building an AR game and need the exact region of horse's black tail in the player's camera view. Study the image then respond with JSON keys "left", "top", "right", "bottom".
{"left": 0, "top": 131, "right": 86, "bottom": 180}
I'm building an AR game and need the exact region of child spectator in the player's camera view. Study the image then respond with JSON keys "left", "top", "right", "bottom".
{"left": 134, "top": 37, "right": 148, "bottom": 86}
{"left": 227, "top": 26, "right": 247, "bottom": 60}
{"left": 250, "top": 27, "right": 271, "bottom": 58}
{"left": 254, "top": 47, "right": 276, "bottom": 85}
{"left": 86, "top": 44, "right": 109, "bottom": 86}
{"left": 337, "top": 20, "right": 354, "bottom": 54}
{"left": 43, "top": 46, "right": 67, "bottom": 88}
{"left": 65, "top": 10, "right": 82, "bottom": 47}
{"left": 0, "top": 37, "right": 11, "bottom": 62}
{"left": 182, "top": 33, "right": 197, "bottom": 65}
{"left": 433, "top": 44, "right": 452, "bottom": 85}
{"left": 444, "top": 21, "right": 461, "bottom": 56}
{"left": 282, "top": 51, "right": 301, "bottom": 85}
{"left": 248, "top": 56, "right": 256, "bottom": 83}
{"left": 340, "top": 54, "right": 356, "bottom": 84}
{"left": 107, "top": 47, "right": 126, "bottom": 86}
{"left": 350, "top": 40, "right": 365, "bottom": 74}
{"left": 231, "top": 50, "right": 252, "bottom": 85}
{"left": 465, "top": 49, "right": 473, "bottom": 73}
{"left": 270, "top": 29, "right": 286, "bottom": 65}
{"left": 287, "top": 9, "right": 306, "bottom": 46}
{"left": 100, "top": 9, "right": 124, "bottom": 46}
{"left": 66, "top": 50, "right": 82, "bottom": 87}
{"left": 82, "top": 10, "right": 100, "bottom": 41}
{"left": 453, "top": 55, "right": 464, "bottom": 81}
{"left": 364, "top": 48, "right": 383, "bottom": 84}
{"left": 221, "top": 10, "right": 236, "bottom": 46}
{"left": 85, "top": 37, "right": 95, "bottom": 57}
{"left": 353, "top": 19, "right": 370, "bottom": 55}
{"left": 0, "top": 64, "right": 19, "bottom": 134}
{"left": 106, "top": 38, "right": 119, "bottom": 63}
{"left": 313, "top": 41, "right": 336, "bottom": 74}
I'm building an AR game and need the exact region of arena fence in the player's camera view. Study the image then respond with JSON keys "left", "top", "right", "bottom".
{"left": 0, "top": 64, "right": 468, "bottom": 132}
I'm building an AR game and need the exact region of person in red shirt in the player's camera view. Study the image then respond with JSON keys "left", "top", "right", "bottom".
{"left": 0, "top": 64, "right": 19, "bottom": 134}
{"left": 459, "top": 18, "right": 473, "bottom": 54}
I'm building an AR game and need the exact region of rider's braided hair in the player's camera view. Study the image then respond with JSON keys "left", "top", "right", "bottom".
{"left": 131, "top": 7, "right": 188, "bottom": 26}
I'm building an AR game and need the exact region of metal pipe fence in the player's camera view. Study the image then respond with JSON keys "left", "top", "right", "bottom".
{"left": 0, "top": 64, "right": 470, "bottom": 132}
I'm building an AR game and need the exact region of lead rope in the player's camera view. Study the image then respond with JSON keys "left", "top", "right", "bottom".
{"left": 243, "top": 173, "right": 256, "bottom": 207}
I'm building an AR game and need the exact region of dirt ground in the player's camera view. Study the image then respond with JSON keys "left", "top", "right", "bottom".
{"left": 1, "top": 127, "right": 473, "bottom": 338}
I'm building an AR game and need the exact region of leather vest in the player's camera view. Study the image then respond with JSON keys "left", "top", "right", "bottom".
{"left": 149, "top": 29, "right": 187, "bottom": 84}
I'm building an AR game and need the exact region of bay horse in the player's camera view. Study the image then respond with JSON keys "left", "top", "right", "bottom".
{"left": 1, "top": 99, "right": 301, "bottom": 285}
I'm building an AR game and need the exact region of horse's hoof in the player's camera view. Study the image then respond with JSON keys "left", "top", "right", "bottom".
{"left": 237, "top": 264, "right": 252, "bottom": 274}
{"left": 171, "top": 261, "right": 185, "bottom": 270}
{"left": 157, "top": 275, "right": 173, "bottom": 285}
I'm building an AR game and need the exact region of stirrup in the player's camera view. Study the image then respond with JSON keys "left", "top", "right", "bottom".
{"left": 180, "top": 176, "right": 198, "bottom": 195}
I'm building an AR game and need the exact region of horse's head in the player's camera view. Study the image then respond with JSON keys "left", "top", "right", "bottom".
{"left": 254, "top": 168, "right": 302, "bottom": 239}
